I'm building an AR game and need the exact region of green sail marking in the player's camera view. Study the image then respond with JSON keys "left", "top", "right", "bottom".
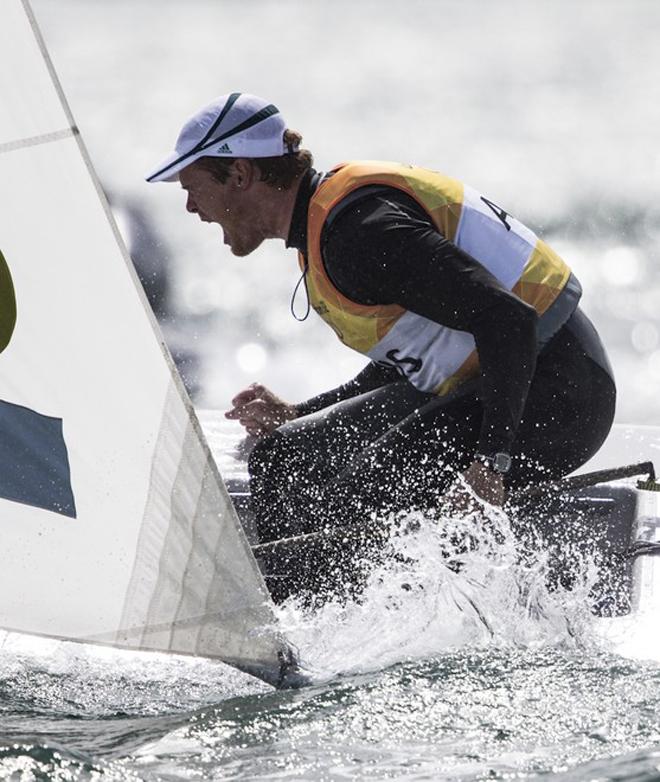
{"left": 0, "top": 249, "right": 17, "bottom": 354}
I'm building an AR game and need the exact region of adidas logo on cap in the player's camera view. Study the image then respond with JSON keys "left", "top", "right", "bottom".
{"left": 216, "top": 142, "right": 233, "bottom": 154}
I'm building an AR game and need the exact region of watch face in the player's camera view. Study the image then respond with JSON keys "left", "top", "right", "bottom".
{"left": 475, "top": 453, "right": 511, "bottom": 473}
{"left": 493, "top": 453, "right": 512, "bottom": 473}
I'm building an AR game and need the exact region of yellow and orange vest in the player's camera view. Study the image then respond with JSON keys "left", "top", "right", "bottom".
{"left": 299, "top": 161, "right": 577, "bottom": 396}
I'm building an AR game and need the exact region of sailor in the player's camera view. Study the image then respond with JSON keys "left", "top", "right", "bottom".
{"left": 147, "top": 92, "right": 616, "bottom": 543}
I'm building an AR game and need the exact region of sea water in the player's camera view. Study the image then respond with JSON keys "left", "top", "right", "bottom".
{"left": 3, "top": 1, "right": 660, "bottom": 779}
{"left": 3, "top": 416, "right": 660, "bottom": 780}
{"left": 2, "top": 508, "right": 660, "bottom": 780}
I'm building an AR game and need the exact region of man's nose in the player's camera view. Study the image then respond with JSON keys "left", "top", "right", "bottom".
{"left": 186, "top": 193, "right": 197, "bottom": 213}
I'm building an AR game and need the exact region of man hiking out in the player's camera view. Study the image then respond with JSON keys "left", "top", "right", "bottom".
{"left": 147, "top": 92, "right": 616, "bottom": 550}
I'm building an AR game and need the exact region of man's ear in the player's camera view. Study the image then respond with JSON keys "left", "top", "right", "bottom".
{"left": 231, "top": 158, "right": 256, "bottom": 190}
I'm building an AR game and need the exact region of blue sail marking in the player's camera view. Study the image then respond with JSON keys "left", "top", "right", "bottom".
{"left": 0, "top": 399, "right": 76, "bottom": 518}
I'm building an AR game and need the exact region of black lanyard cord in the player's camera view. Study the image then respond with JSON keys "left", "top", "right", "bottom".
{"left": 290, "top": 260, "right": 311, "bottom": 321}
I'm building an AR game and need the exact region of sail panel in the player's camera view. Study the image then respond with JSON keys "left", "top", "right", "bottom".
{"left": 0, "top": 1, "right": 71, "bottom": 147}
{"left": 0, "top": 0, "right": 291, "bottom": 684}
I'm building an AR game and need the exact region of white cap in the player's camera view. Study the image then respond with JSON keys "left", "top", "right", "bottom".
{"left": 146, "top": 92, "right": 297, "bottom": 183}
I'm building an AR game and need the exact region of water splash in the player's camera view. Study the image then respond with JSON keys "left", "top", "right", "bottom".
{"left": 278, "top": 498, "right": 601, "bottom": 681}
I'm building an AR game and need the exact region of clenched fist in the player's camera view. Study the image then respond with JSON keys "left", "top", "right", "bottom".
{"left": 225, "top": 383, "right": 298, "bottom": 437}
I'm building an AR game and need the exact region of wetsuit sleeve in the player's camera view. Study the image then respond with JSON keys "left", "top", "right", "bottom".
{"left": 320, "top": 190, "right": 539, "bottom": 455}
{"left": 295, "top": 361, "right": 400, "bottom": 418}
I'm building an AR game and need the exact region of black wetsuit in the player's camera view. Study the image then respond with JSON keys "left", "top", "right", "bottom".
{"left": 249, "top": 169, "right": 616, "bottom": 542}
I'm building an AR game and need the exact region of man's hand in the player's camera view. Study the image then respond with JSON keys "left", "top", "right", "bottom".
{"left": 444, "top": 460, "right": 506, "bottom": 513}
{"left": 462, "top": 460, "right": 506, "bottom": 505}
{"left": 225, "top": 383, "right": 298, "bottom": 437}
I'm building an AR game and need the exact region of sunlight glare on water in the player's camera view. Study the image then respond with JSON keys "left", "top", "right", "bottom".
{"left": 4, "top": 431, "right": 660, "bottom": 778}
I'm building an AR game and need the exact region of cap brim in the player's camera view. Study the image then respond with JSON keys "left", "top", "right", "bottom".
{"left": 145, "top": 151, "right": 189, "bottom": 183}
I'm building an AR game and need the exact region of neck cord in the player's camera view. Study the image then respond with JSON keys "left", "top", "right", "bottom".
{"left": 290, "top": 258, "right": 311, "bottom": 321}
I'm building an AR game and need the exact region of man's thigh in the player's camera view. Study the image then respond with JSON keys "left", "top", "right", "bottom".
{"left": 248, "top": 381, "right": 433, "bottom": 538}
{"left": 321, "top": 390, "right": 483, "bottom": 516}
{"left": 273, "top": 380, "right": 434, "bottom": 476}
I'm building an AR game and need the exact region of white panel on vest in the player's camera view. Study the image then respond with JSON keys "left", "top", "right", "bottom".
{"left": 455, "top": 185, "right": 537, "bottom": 289}
{"left": 367, "top": 310, "right": 476, "bottom": 393}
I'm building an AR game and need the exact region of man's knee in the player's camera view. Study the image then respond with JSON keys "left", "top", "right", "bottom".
{"left": 248, "top": 430, "right": 321, "bottom": 504}
{"left": 247, "top": 430, "right": 285, "bottom": 483}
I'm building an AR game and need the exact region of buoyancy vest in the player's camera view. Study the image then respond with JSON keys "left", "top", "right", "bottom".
{"left": 299, "top": 161, "right": 580, "bottom": 396}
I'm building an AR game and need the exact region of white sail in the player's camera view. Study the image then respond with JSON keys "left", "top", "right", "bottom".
{"left": 0, "top": 0, "right": 297, "bottom": 686}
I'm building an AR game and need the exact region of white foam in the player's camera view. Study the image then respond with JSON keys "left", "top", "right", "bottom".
{"left": 277, "top": 501, "right": 600, "bottom": 682}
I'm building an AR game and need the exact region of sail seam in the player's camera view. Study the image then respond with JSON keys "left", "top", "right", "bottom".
{"left": 0, "top": 127, "right": 77, "bottom": 154}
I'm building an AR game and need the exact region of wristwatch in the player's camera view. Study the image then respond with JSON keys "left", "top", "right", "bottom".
{"left": 474, "top": 452, "right": 512, "bottom": 474}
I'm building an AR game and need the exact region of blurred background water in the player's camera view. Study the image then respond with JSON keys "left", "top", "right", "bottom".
{"left": 3, "top": 2, "right": 660, "bottom": 780}
{"left": 30, "top": 0, "right": 660, "bottom": 421}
